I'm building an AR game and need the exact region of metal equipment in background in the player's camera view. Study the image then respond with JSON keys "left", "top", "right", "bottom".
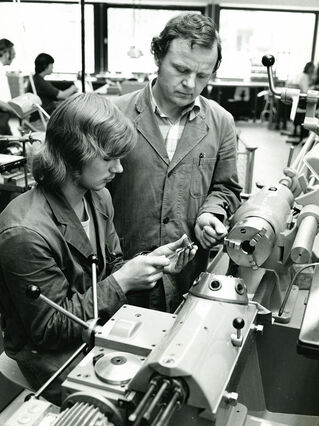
{"left": 225, "top": 55, "right": 319, "bottom": 343}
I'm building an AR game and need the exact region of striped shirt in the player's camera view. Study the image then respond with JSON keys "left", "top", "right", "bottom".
{"left": 149, "top": 80, "right": 201, "bottom": 161}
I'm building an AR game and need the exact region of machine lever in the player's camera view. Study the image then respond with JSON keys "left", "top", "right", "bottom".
{"left": 231, "top": 317, "right": 245, "bottom": 347}
{"left": 88, "top": 254, "right": 99, "bottom": 320}
{"left": 25, "top": 343, "right": 87, "bottom": 400}
{"left": 26, "top": 284, "right": 89, "bottom": 329}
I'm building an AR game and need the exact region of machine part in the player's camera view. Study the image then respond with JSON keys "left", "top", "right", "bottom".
{"left": 128, "top": 377, "right": 158, "bottom": 423}
{"left": 89, "top": 254, "right": 99, "bottom": 320}
{"left": 94, "top": 305, "right": 177, "bottom": 356}
{"left": 188, "top": 273, "right": 249, "bottom": 305}
{"left": 223, "top": 391, "right": 238, "bottom": 407}
{"left": 95, "top": 352, "right": 142, "bottom": 385}
{"left": 129, "top": 272, "right": 258, "bottom": 423}
{"left": 62, "top": 391, "right": 123, "bottom": 425}
{"left": 3, "top": 398, "right": 59, "bottom": 426}
{"left": 131, "top": 376, "right": 186, "bottom": 426}
{"left": 225, "top": 184, "right": 294, "bottom": 268}
{"left": 298, "top": 264, "right": 319, "bottom": 356}
{"left": 290, "top": 204, "right": 319, "bottom": 264}
{"left": 231, "top": 317, "right": 245, "bottom": 347}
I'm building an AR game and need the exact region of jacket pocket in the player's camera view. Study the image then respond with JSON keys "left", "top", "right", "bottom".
{"left": 190, "top": 157, "right": 216, "bottom": 198}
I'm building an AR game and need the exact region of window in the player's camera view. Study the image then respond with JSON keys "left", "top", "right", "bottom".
{"left": 107, "top": 7, "right": 201, "bottom": 74}
{"left": 0, "top": 2, "right": 94, "bottom": 74}
{"left": 218, "top": 8, "right": 316, "bottom": 81}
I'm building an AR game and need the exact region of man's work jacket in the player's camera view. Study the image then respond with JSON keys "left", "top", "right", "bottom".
{"left": 111, "top": 85, "right": 242, "bottom": 311}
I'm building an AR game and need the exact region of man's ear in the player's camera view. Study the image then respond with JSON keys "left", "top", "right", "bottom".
{"left": 154, "top": 56, "right": 161, "bottom": 68}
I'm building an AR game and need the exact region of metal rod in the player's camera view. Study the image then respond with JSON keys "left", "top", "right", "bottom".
{"left": 81, "top": 0, "right": 86, "bottom": 93}
{"left": 39, "top": 294, "right": 89, "bottom": 329}
{"left": 90, "top": 254, "right": 98, "bottom": 320}
{"left": 143, "top": 379, "right": 170, "bottom": 422}
{"left": 155, "top": 390, "right": 181, "bottom": 426}
{"left": 21, "top": 140, "right": 28, "bottom": 191}
{"left": 129, "top": 380, "right": 158, "bottom": 423}
{"left": 290, "top": 215, "right": 318, "bottom": 264}
{"left": 287, "top": 145, "right": 295, "bottom": 167}
{"left": 33, "top": 343, "right": 87, "bottom": 399}
{"left": 278, "top": 262, "right": 319, "bottom": 317}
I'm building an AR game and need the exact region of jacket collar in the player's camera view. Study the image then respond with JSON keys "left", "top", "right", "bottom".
{"left": 42, "top": 187, "right": 107, "bottom": 261}
{"left": 134, "top": 85, "right": 209, "bottom": 171}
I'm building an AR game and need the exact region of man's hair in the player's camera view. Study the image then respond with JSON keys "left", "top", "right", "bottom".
{"left": 151, "top": 13, "right": 222, "bottom": 73}
{"left": 32, "top": 93, "right": 137, "bottom": 189}
{"left": 0, "top": 38, "right": 14, "bottom": 58}
{"left": 35, "top": 53, "right": 54, "bottom": 74}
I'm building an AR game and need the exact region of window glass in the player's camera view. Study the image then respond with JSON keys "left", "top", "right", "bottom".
{"left": 107, "top": 8, "right": 200, "bottom": 74}
{"left": 218, "top": 9, "right": 316, "bottom": 82}
{"left": 0, "top": 2, "right": 94, "bottom": 74}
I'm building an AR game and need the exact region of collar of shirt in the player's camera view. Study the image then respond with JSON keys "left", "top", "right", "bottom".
{"left": 149, "top": 78, "right": 201, "bottom": 122}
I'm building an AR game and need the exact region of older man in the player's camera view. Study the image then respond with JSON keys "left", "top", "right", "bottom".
{"left": 110, "top": 13, "right": 242, "bottom": 312}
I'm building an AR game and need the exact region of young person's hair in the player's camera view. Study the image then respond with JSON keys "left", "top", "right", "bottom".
{"left": 32, "top": 93, "right": 137, "bottom": 189}
{"left": 35, "top": 53, "right": 54, "bottom": 74}
{"left": 151, "top": 13, "right": 222, "bottom": 73}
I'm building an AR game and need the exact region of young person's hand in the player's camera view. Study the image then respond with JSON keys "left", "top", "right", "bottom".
{"left": 113, "top": 254, "right": 169, "bottom": 293}
{"left": 151, "top": 234, "right": 198, "bottom": 274}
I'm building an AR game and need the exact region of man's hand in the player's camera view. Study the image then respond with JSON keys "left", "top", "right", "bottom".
{"left": 151, "top": 235, "right": 198, "bottom": 274}
{"left": 279, "top": 167, "right": 302, "bottom": 197}
{"left": 195, "top": 213, "right": 227, "bottom": 250}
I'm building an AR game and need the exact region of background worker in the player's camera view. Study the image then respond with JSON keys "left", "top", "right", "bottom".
{"left": 110, "top": 13, "right": 242, "bottom": 312}
{"left": 28, "top": 53, "right": 78, "bottom": 116}
{"left": 0, "top": 93, "right": 197, "bottom": 405}
{"left": 0, "top": 38, "right": 19, "bottom": 136}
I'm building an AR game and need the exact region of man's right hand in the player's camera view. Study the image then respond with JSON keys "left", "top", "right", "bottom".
{"left": 113, "top": 255, "right": 170, "bottom": 294}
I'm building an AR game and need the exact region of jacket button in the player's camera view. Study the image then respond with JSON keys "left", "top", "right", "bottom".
{"left": 163, "top": 217, "right": 170, "bottom": 224}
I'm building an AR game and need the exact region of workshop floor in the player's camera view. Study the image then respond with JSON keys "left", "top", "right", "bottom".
{"left": 0, "top": 119, "right": 306, "bottom": 424}
{"left": 236, "top": 119, "right": 303, "bottom": 192}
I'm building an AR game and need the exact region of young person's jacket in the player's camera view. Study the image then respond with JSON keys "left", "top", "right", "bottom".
{"left": 0, "top": 185, "right": 126, "bottom": 403}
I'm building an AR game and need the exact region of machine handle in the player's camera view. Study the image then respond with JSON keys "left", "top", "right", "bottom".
{"left": 26, "top": 284, "right": 89, "bottom": 330}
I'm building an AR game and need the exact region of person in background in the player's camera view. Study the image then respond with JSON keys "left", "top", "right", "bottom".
{"left": 0, "top": 93, "right": 197, "bottom": 404}
{"left": 28, "top": 53, "right": 77, "bottom": 116}
{"left": 110, "top": 13, "right": 242, "bottom": 312}
{"left": 0, "top": 38, "right": 18, "bottom": 136}
{"left": 311, "top": 63, "right": 319, "bottom": 90}
{"left": 291, "top": 61, "right": 315, "bottom": 93}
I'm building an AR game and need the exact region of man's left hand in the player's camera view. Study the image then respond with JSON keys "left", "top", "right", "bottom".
{"left": 195, "top": 213, "right": 227, "bottom": 250}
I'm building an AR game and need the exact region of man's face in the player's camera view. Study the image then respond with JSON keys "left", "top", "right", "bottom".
{"left": 75, "top": 156, "right": 123, "bottom": 192}
{"left": 154, "top": 38, "right": 218, "bottom": 111}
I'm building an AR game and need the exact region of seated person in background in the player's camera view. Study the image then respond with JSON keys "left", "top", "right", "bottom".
{"left": 28, "top": 53, "right": 77, "bottom": 116}
{"left": 311, "top": 63, "right": 319, "bottom": 90}
{"left": 290, "top": 61, "right": 315, "bottom": 93}
{"left": 0, "top": 93, "right": 197, "bottom": 405}
{"left": 0, "top": 38, "right": 19, "bottom": 137}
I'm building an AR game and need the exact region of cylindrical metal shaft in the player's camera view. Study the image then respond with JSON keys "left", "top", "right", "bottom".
{"left": 291, "top": 215, "right": 318, "bottom": 264}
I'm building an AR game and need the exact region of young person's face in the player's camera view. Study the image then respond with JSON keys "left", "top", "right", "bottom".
{"left": 153, "top": 38, "right": 218, "bottom": 111}
{"left": 76, "top": 156, "right": 123, "bottom": 191}
{"left": 3, "top": 47, "right": 15, "bottom": 65}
